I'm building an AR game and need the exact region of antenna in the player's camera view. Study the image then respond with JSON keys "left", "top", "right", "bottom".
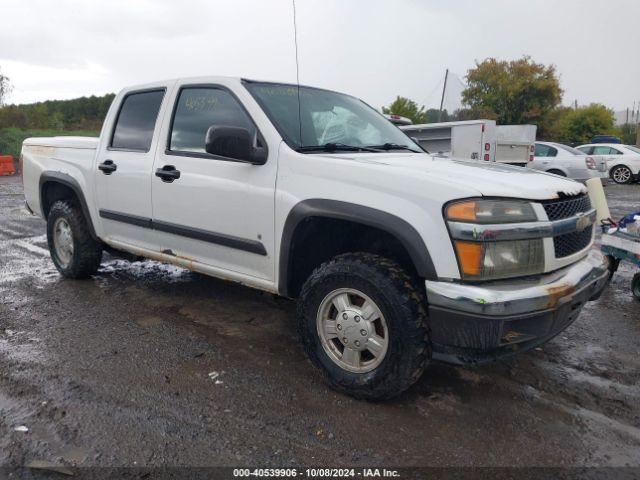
{"left": 292, "top": 0, "right": 302, "bottom": 145}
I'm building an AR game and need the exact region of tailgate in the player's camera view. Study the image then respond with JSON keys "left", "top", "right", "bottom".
{"left": 496, "top": 142, "right": 530, "bottom": 164}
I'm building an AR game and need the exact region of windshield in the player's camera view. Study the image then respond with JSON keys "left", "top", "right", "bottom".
{"left": 625, "top": 145, "right": 640, "bottom": 154}
{"left": 244, "top": 81, "right": 422, "bottom": 153}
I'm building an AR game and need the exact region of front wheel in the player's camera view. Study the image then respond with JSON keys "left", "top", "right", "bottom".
{"left": 611, "top": 165, "right": 633, "bottom": 184}
{"left": 47, "top": 200, "right": 103, "bottom": 278}
{"left": 632, "top": 273, "right": 640, "bottom": 300}
{"left": 297, "top": 253, "right": 430, "bottom": 400}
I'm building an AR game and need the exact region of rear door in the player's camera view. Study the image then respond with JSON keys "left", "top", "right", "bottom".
{"left": 95, "top": 85, "right": 171, "bottom": 250}
{"left": 533, "top": 143, "right": 558, "bottom": 171}
{"left": 150, "top": 81, "right": 277, "bottom": 281}
{"left": 591, "top": 146, "right": 618, "bottom": 175}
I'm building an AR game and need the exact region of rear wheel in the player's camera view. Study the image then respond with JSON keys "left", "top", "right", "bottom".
{"left": 611, "top": 165, "right": 633, "bottom": 184}
{"left": 47, "top": 200, "right": 103, "bottom": 278}
{"left": 547, "top": 169, "right": 566, "bottom": 177}
{"left": 297, "top": 253, "right": 430, "bottom": 400}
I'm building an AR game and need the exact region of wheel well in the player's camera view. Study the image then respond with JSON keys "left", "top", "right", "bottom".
{"left": 546, "top": 169, "right": 566, "bottom": 176}
{"left": 610, "top": 164, "right": 630, "bottom": 173}
{"left": 284, "top": 217, "right": 419, "bottom": 298}
{"left": 41, "top": 181, "right": 79, "bottom": 219}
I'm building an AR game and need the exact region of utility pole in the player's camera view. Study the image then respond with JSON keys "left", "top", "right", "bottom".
{"left": 438, "top": 69, "right": 449, "bottom": 122}
{"left": 636, "top": 101, "right": 640, "bottom": 146}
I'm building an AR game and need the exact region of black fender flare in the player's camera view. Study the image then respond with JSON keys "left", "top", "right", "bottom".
{"left": 39, "top": 171, "right": 98, "bottom": 240}
{"left": 278, "top": 199, "right": 438, "bottom": 297}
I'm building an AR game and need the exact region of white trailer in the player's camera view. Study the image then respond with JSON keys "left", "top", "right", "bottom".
{"left": 401, "top": 121, "right": 537, "bottom": 166}
{"left": 401, "top": 120, "right": 497, "bottom": 162}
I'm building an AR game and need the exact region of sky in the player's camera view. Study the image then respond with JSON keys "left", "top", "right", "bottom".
{"left": 1, "top": 0, "right": 639, "bottom": 113}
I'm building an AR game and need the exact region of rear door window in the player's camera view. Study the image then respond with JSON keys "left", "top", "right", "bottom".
{"left": 535, "top": 144, "right": 557, "bottom": 157}
{"left": 111, "top": 90, "right": 165, "bottom": 152}
{"left": 593, "top": 146, "right": 618, "bottom": 155}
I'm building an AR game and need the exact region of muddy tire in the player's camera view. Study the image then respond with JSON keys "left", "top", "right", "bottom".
{"left": 611, "top": 165, "right": 633, "bottom": 184}
{"left": 632, "top": 273, "right": 640, "bottom": 300}
{"left": 297, "top": 252, "right": 430, "bottom": 400}
{"left": 47, "top": 200, "right": 102, "bottom": 279}
{"left": 606, "top": 255, "right": 619, "bottom": 281}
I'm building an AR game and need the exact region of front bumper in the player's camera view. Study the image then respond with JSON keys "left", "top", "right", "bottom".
{"left": 425, "top": 250, "right": 609, "bottom": 364}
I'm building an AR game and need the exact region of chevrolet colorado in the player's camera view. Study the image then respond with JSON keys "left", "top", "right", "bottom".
{"left": 21, "top": 77, "right": 609, "bottom": 399}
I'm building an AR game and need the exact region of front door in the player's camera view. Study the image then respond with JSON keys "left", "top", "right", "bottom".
{"left": 95, "top": 87, "right": 170, "bottom": 251}
{"left": 150, "top": 83, "right": 277, "bottom": 281}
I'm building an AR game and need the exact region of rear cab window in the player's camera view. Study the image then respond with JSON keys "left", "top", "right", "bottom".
{"left": 110, "top": 90, "right": 165, "bottom": 152}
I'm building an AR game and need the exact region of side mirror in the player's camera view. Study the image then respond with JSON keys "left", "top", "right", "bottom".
{"left": 205, "top": 126, "right": 267, "bottom": 165}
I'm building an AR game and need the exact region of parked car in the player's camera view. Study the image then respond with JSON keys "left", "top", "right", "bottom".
{"left": 528, "top": 141, "right": 606, "bottom": 181}
{"left": 590, "top": 135, "right": 621, "bottom": 144}
{"left": 20, "top": 77, "right": 609, "bottom": 400}
{"left": 577, "top": 143, "right": 640, "bottom": 184}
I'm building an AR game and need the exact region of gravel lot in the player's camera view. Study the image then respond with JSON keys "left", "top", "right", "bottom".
{"left": 1, "top": 174, "right": 639, "bottom": 472}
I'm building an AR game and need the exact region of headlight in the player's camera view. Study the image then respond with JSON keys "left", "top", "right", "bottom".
{"left": 452, "top": 239, "right": 544, "bottom": 281}
{"left": 445, "top": 199, "right": 537, "bottom": 224}
{"left": 446, "top": 199, "right": 543, "bottom": 281}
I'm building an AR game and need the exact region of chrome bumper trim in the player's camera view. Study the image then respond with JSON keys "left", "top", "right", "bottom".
{"left": 426, "top": 250, "right": 609, "bottom": 316}
{"left": 448, "top": 209, "right": 596, "bottom": 242}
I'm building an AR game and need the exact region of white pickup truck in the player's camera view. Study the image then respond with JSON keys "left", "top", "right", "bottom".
{"left": 21, "top": 77, "right": 609, "bottom": 399}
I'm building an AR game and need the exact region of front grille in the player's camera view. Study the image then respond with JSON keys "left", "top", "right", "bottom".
{"left": 554, "top": 226, "right": 593, "bottom": 258}
{"left": 542, "top": 194, "right": 591, "bottom": 220}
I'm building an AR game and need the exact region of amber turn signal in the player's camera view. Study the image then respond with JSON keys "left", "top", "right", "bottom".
{"left": 453, "top": 241, "right": 482, "bottom": 277}
{"left": 445, "top": 201, "right": 477, "bottom": 222}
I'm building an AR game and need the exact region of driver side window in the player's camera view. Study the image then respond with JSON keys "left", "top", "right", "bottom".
{"left": 169, "top": 87, "right": 256, "bottom": 154}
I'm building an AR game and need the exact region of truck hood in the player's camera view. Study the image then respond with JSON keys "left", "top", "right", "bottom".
{"left": 319, "top": 152, "right": 586, "bottom": 200}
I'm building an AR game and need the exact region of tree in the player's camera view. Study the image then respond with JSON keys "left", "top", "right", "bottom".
{"left": 461, "top": 56, "right": 563, "bottom": 128}
{"left": 0, "top": 68, "right": 11, "bottom": 107}
{"left": 382, "top": 96, "right": 427, "bottom": 124}
{"left": 617, "top": 123, "right": 637, "bottom": 145}
{"left": 554, "top": 104, "right": 616, "bottom": 145}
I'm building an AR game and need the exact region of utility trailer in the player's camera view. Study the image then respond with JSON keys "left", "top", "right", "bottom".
{"left": 401, "top": 120, "right": 497, "bottom": 162}
{"left": 496, "top": 125, "right": 537, "bottom": 167}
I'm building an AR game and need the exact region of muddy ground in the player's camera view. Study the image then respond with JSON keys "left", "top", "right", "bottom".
{"left": 0, "top": 174, "right": 639, "bottom": 472}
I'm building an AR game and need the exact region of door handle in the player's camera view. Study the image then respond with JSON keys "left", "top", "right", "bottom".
{"left": 98, "top": 160, "right": 117, "bottom": 175}
{"left": 155, "top": 165, "right": 181, "bottom": 183}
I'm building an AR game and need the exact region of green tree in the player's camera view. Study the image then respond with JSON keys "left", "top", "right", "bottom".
{"left": 617, "top": 123, "right": 637, "bottom": 145}
{"left": 382, "top": 96, "right": 428, "bottom": 124}
{"left": 0, "top": 68, "right": 11, "bottom": 107}
{"left": 461, "top": 56, "right": 563, "bottom": 129}
{"left": 554, "top": 104, "right": 616, "bottom": 145}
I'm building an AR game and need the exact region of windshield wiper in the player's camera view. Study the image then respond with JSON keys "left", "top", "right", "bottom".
{"left": 296, "top": 143, "right": 380, "bottom": 153}
{"left": 366, "top": 143, "right": 420, "bottom": 152}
